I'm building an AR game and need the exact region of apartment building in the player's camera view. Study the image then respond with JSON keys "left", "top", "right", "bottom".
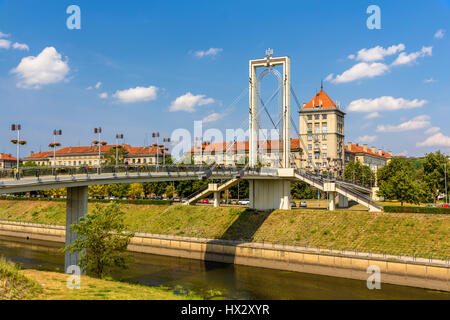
{"left": 344, "top": 142, "right": 392, "bottom": 172}
{"left": 0, "top": 153, "right": 17, "bottom": 169}
{"left": 298, "top": 87, "right": 345, "bottom": 175}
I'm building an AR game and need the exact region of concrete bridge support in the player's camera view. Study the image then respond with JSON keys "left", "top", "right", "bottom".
{"left": 249, "top": 179, "right": 291, "bottom": 210}
{"left": 213, "top": 191, "right": 220, "bottom": 208}
{"left": 327, "top": 191, "right": 336, "bottom": 211}
{"left": 65, "top": 186, "right": 88, "bottom": 274}
{"left": 338, "top": 194, "right": 349, "bottom": 208}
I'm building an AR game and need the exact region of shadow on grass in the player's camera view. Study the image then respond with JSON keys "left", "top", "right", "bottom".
{"left": 204, "top": 209, "right": 273, "bottom": 271}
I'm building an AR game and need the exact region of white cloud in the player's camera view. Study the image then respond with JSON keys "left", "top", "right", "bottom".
{"left": 327, "top": 62, "right": 389, "bottom": 83}
{"left": 0, "top": 39, "right": 11, "bottom": 49}
{"left": 194, "top": 48, "right": 223, "bottom": 58}
{"left": 434, "top": 29, "right": 445, "bottom": 39}
{"left": 423, "top": 78, "right": 436, "bottom": 83}
{"left": 391, "top": 46, "right": 432, "bottom": 66}
{"left": 0, "top": 31, "right": 9, "bottom": 38}
{"left": 12, "top": 42, "right": 29, "bottom": 51}
{"left": 356, "top": 135, "right": 377, "bottom": 143}
{"left": 425, "top": 127, "right": 440, "bottom": 135}
{"left": 112, "top": 86, "right": 158, "bottom": 103}
{"left": 417, "top": 132, "right": 450, "bottom": 147}
{"left": 87, "top": 81, "right": 102, "bottom": 90}
{"left": 347, "top": 96, "right": 427, "bottom": 113}
{"left": 169, "top": 92, "right": 214, "bottom": 112}
{"left": 349, "top": 44, "right": 405, "bottom": 62}
{"left": 377, "top": 115, "right": 431, "bottom": 132}
{"left": 11, "top": 47, "right": 69, "bottom": 89}
{"left": 364, "top": 112, "right": 380, "bottom": 119}
{"left": 98, "top": 92, "right": 108, "bottom": 99}
{"left": 202, "top": 112, "right": 224, "bottom": 123}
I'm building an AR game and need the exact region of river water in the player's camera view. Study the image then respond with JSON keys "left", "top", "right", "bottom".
{"left": 0, "top": 235, "right": 448, "bottom": 300}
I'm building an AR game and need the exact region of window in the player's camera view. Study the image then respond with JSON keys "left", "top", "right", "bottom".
{"left": 322, "top": 124, "right": 327, "bottom": 133}
{"left": 308, "top": 153, "right": 312, "bottom": 159}
{"left": 322, "top": 114, "right": 327, "bottom": 119}
{"left": 323, "top": 162, "right": 327, "bottom": 168}
{"left": 322, "top": 144, "right": 327, "bottom": 150}
{"left": 322, "top": 134, "right": 327, "bottom": 140}
{"left": 307, "top": 115, "right": 312, "bottom": 120}
{"left": 315, "top": 144, "right": 319, "bottom": 149}
{"left": 144, "top": 158, "right": 147, "bottom": 163}
{"left": 307, "top": 135, "right": 312, "bottom": 141}
{"left": 315, "top": 135, "right": 319, "bottom": 141}
{"left": 307, "top": 123, "right": 312, "bottom": 129}
{"left": 323, "top": 153, "right": 327, "bottom": 159}
{"left": 315, "top": 125, "right": 320, "bottom": 133}
{"left": 308, "top": 144, "right": 312, "bottom": 150}
{"left": 314, "top": 114, "right": 320, "bottom": 120}
{"left": 315, "top": 153, "right": 320, "bottom": 159}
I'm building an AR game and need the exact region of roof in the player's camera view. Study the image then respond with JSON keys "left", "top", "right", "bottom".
{"left": 344, "top": 143, "right": 391, "bottom": 159}
{"left": 25, "top": 144, "right": 169, "bottom": 159}
{"left": 190, "top": 138, "right": 301, "bottom": 153}
{"left": 301, "top": 89, "right": 338, "bottom": 110}
{"left": 0, "top": 153, "right": 17, "bottom": 161}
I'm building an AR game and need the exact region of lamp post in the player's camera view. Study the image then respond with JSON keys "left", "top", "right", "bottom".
{"left": 94, "top": 127, "right": 102, "bottom": 173}
{"left": 162, "top": 138, "right": 171, "bottom": 165}
{"left": 10, "top": 124, "right": 26, "bottom": 179}
{"left": 445, "top": 162, "right": 448, "bottom": 204}
{"left": 50, "top": 129, "right": 62, "bottom": 171}
{"left": 152, "top": 132, "right": 160, "bottom": 169}
{"left": 115, "top": 134, "right": 124, "bottom": 168}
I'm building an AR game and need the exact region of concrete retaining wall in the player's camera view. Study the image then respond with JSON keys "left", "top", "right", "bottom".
{"left": 0, "top": 220, "right": 448, "bottom": 292}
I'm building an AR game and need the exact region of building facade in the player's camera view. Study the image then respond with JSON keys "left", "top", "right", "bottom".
{"left": 344, "top": 142, "right": 392, "bottom": 172}
{"left": 298, "top": 88, "right": 345, "bottom": 175}
{"left": 24, "top": 144, "right": 170, "bottom": 167}
{"left": 0, "top": 153, "right": 17, "bottom": 169}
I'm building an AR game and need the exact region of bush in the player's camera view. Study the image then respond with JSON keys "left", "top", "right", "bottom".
{"left": 383, "top": 205, "right": 450, "bottom": 214}
{"left": 0, "top": 196, "right": 172, "bottom": 205}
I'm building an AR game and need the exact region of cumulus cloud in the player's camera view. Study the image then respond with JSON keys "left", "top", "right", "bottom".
{"left": 377, "top": 115, "right": 431, "bottom": 132}
{"left": 391, "top": 46, "right": 432, "bottom": 66}
{"left": 87, "top": 81, "right": 102, "bottom": 90}
{"left": 364, "top": 112, "right": 380, "bottom": 119}
{"left": 11, "top": 47, "right": 69, "bottom": 89}
{"left": 348, "top": 44, "right": 405, "bottom": 62}
{"left": 12, "top": 42, "right": 29, "bottom": 51}
{"left": 169, "top": 92, "right": 214, "bottom": 112}
{"left": 347, "top": 96, "right": 427, "bottom": 113}
{"left": 326, "top": 62, "right": 389, "bottom": 84}
{"left": 355, "top": 135, "right": 377, "bottom": 143}
{"left": 0, "top": 39, "right": 11, "bottom": 49}
{"left": 0, "top": 31, "right": 10, "bottom": 38}
{"left": 425, "top": 127, "right": 440, "bottom": 135}
{"left": 194, "top": 48, "right": 223, "bottom": 58}
{"left": 417, "top": 132, "right": 450, "bottom": 147}
{"left": 434, "top": 29, "right": 445, "bottom": 39}
{"left": 112, "top": 86, "right": 158, "bottom": 103}
{"left": 98, "top": 92, "right": 108, "bottom": 99}
{"left": 202, "top": 112, "right": 224, "bottom": 123}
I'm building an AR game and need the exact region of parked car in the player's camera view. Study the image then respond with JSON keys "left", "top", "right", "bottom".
{"left": 173, "top": 197, "right": 181, "bottom": 202}
{"left": 291, "top": 201, "right": 297, "bottom": 207}
{"left": 424, "top": 204, "right": 437, "bottom": 208}
{"left": 231, "top": 200, "right": 238, "bottom": 205}
{"left": 439, "top": 203, "right": 450, "bottom": 208}
{"left": 238, "top": 199, "right": 250, "bottom": 205}
{"left": 201, "top": 199, "right": 209, "bottom": 204}
{"left": 208, "top": 199, "right": 214, "bottom": 204}
{"left": 299, "top": 201, "right": 307, "bottom": 208}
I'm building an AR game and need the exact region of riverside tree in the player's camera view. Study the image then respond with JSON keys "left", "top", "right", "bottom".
{"left": 64, "top": 202, "right": 134, "bottom": 278}
{"left": 378, "top": 170, "right": 427, "bottom": 206}
{"left": 422, "top": 151, "right": 449, "bottom": 203}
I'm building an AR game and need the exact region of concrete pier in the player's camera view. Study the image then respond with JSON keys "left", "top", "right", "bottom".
{"left": 338, "top": 194, "right": 349, "bottom": 208}
{"left": 65, "top": 186, "right": 88, "bottom": 274}
{"left": 249, "top": 179, "right": 291, "bottom": 210}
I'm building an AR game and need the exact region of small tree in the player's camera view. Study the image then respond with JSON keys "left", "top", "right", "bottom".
{"left": 164, "top": 184, "right": 176, "bottom": 198}
{"left": 378, "top": 170, "right": 425, "bottom": 206}
{"left": 128, "top": 183, "right": 144, "bottom": 198}
{"left": 64, "top": 203, "right": 134, "bottom": 278}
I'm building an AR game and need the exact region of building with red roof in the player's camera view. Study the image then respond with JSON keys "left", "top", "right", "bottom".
{"left": 0, "top": 153, "right": 18, "bottom": 169}
{"left": 344, "top": 142, "right": 392, "bottom": 172}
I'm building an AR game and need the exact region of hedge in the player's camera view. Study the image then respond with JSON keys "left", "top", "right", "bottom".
{"left": 383, "top": 205, "right": 450, "bottom": 214}
{"left": 0, "top": 196, "right": 173, "bottom": 206}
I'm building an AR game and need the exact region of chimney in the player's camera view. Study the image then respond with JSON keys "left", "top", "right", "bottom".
{"left": 30, "top": 151, "right": 34, "bottom": 156}
{"left": 363, "top": 144, "right": 368, "bottom": 152}
{"left": 302, "top": 103, "right": 306, "bottom": 109}
{"left": 347, "top": 142, "right": 352, "bottom": 151}
{"left": 388, "top": 151, "right": 392, "bottom": 156}
{"left": 378, "top": 149, "right": 383, "bottom": 156}
{"left": 371, "top": 146, "right": 376, "bottom": 153}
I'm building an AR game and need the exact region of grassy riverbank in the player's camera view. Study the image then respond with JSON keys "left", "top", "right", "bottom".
{"left": 0, "top": 256, "right": 198, "bottom": 300}
{"left": 0, "top": 200, "right": 449, "bottom": 259}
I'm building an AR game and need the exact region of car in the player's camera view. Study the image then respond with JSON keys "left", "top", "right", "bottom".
{"left": 424, "top": 204, "right": 437, "bottom": 208}
{"left": 201, "top": 199, "right": 209, "bottom": 204}
{"left": 208, "top": 199, "right": 215, "bottom": 204}
{"left": 291, "top": 201, "right": 297, "bottom": 207}
{"left": 238, "top": 199, "right": 250, "bottom": 205}
{"left": 439, "top": 203, "right": 450, "bottom": 208}
{"left": 173, "top": 197, "right": 181, "bottom": 202}
{"left": 299, "top": 201, "right": 307, "bottom": 208}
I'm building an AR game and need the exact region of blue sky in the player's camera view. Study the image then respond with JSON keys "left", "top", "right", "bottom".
{"left": 0, "top": 0, "right": 449, "bottom": 157}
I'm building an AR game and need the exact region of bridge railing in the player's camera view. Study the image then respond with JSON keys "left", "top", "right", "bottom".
{"left": 335, "top": 183, "right": 382, "bottom": 209}
{"left": 0, "top": 164, "right": 217, "bottom": 182}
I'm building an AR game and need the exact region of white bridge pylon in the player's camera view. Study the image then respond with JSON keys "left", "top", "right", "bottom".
{"left": 249, "top": 50, "right": 291, "bottom": 168}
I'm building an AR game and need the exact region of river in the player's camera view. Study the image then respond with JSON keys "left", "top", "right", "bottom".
{"left": 0, "top": 235, "right": 448, "bottom": 300}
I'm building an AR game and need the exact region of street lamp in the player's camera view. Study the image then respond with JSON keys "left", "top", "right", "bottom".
{"left": 94, "top": 127, "right": 102, "bottom": 173}
{"left": 444, "top": 162, "right": 448, "bottom": 204}
{"left": 115, "top": 134, "right": 124, "bottom": 167}
{"left": 162, "top": 138, "right": 171, "bottom": 165}
{"left": 152, "top": 132, "right": 160, "bottom": 168}
{"left": 49, "top": 129, "right": 62, "bottom": 170}
{"left": 10, "top": 124, "right": 26, "bottom": 179}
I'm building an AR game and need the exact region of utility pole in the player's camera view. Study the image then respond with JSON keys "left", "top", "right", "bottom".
{"left": 445, "top": 162, "right": 448, "bottom": 204}
{"left": 94, "top": 127, "right": 102, "bottom": 174}
{"left": 11, "top": 124, "right": 25, "bottom": 179}
{"left": 51, "top": 130, "right": 62, "bottom": 172}
{"left": 152, "top": 132, "right": 160, "bottom": 170}
{"left": 115, "top": 133, "right": 124, "bottom": 168}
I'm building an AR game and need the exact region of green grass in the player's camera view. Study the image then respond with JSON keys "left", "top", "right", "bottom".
{"left": 0, "top": 256, "right": 42, "bottom": 300}
{"left": 0, "top": 200, "right": 449, "bottom": 259}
